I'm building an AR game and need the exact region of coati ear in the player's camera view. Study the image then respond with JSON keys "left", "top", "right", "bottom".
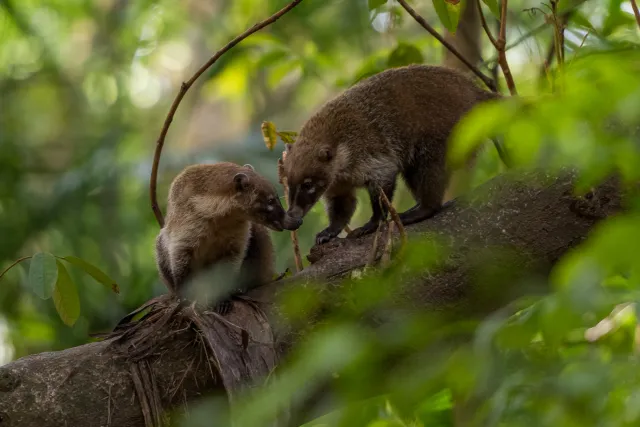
{"left": 243, "top": 164, "right": 255, "bottom": 171}
{"left": 318, "top": 147, "right": 333, "bottom": 162}
{"left": 285, "top": 143, "right": 293, "bottom": 153}
{"left": 233, "top": 173, "right": 250, "bottom": 192}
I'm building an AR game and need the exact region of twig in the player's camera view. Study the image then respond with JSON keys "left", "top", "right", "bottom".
{"left": 477, "top": 0, "right": 498, "bottom": 48}
{"left": 396, "top": 0, "right": 496, "bottom": 92}
{"left": 149, "top": 0, "right": 305, "bottom": 227}
{"left": 381, "top": 221, "right": 396, "bottom": 267}
{"left": 377, "top": 187, "right": 407, "bottom": 249}
{"left": 630, "top": 0, "right": 640, "bottom": 29}
{"left": 366, "top": 221, "right": 383, "bottom": 268}
{"left": 568, "top": 30, "right": 590, "bottom": 66}
{"left": 278, "top": 155, "right": 303, "bottom": 272}
{"left": 0, "top": 256, "right": 32, "bottom": 280}
{"left": 496, "top": 0, "right": 518, "bottom": 95}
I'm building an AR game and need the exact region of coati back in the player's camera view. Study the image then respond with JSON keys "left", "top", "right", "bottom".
{"left": 283, "top": 64, "right": 502, "bottom": 245}
{"left": 155, "top": 162, "right": 288, "bottom": 313}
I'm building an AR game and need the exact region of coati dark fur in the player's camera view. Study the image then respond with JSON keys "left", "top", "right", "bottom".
{"left": 283, "top": 64, "right": 503, "bottom": 245}
{"left": 155, "top": 162, "right": 288, "bottom": 313}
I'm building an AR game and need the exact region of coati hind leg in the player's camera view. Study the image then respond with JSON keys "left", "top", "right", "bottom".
{"left": 316, "top": 190, "right": 357, "bottom": 245}
{"left": 399, "top": 157, "right": 447, "bottom": 226}
{"left": 348, "top": 177, "right": 397, "bottom": 239}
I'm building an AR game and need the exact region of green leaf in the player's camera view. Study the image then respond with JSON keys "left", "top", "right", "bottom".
{"left": 481, "top": 0, "right": 500, "bottom": 17}
{"left": 432, "top": 0, "right": 462, "bottom": 34}
{"left": 62, "top": 256, "right": 119, "bottom": 294}
{"left": 448, "top": 98, "right": 516, "bottom": 167}
{"left": 368, "top": 0, "right": 387, "bottom": 10}
{"left": 28, "top": 252, "right": 58, "bottom": 299}
{"left": 261, "top": 121, "right": 278, "bottom": 150}
{"left": 387, "top": 43, "right": 424, "bottom": 68}
{"left": 571, "top": 11, "right": 597, "bottom": 32}
{"left": 53, "top": 261, "right": 80, "bottom": 326}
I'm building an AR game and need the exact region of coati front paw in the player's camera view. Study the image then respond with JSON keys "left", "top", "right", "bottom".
{"left": 347, "top": 220, "right": 379, "bottom": 239}
{"left": 315, "top": 227, "right": 340, "bottom": 245}
{"left": 214, "top": 299, "right": 233, "bottom": 315}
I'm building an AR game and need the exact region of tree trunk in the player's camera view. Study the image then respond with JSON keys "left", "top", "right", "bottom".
{"left": 0, "top": 170, "right": 622, "bottom": 426}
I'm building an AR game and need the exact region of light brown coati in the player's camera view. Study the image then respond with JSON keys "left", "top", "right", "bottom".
{"left": 155, "top": 162, "right": 292, "bottom": 314}
{"left": 283, "top": 64, "right": 503, "bottom": 245}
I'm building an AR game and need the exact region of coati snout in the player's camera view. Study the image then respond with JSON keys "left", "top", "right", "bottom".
{"left": 233, "top": 168, "right": 289, "bottom": 232}
{"left": 284, "top": 145, "right": 333, "bottom": 230}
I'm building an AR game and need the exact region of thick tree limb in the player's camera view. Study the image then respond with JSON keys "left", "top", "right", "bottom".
{"left": 0, "top": 170, "right": 622, "bottom": 426}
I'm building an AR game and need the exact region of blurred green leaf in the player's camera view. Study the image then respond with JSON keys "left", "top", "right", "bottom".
{"left": 369, "top": 0, "right": 388, "bottom": 10}
{"left": 448, "top": 98, "right": 515, "bottom": 167}
{"left": 62, "top": 256, "right": 119, "bottom": 294}
{"left": 28, "top": 252, "right": 58, "bottom": 300}
{"left": 602, "top": 0, "right": 632, "bottom": 36}
{"left": 53, "top": 261, "right": 80, "bottom": 327}
{"left": 482, "top": 0, "right": 500, "bottom": 18}
{"left": 387, "top": 43, "right": 424, "bottom": 68}
{"left": 571, "top": 12, "right": 597, "bottom": 32}
{"left": 432, "top": 0, "right": 462, "bottom": 34}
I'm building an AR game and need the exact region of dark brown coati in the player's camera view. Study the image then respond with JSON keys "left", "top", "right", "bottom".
{"left": 283, "top": 64, "right": 503, "bottom": 245}
{"left": 155, "top": 162, "right": 292, "bottom": 313}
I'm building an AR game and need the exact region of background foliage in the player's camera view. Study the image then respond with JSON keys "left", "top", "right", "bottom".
{"left": 1, "top": 0, "right": 640, "bottom": 425}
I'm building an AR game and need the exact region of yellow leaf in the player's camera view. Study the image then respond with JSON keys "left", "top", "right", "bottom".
{"left": 261, "top": 121, "right": 278, "bottom": 151}
{"left": 277, "top": 130, "right": 298, "bottom": 144}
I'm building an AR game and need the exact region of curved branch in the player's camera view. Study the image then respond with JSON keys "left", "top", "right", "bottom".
{"left": 396, "top": 0, "right": 497, "bottom": 92}
{"left": 149, "top": 0, "right": 305, "bottom": 227}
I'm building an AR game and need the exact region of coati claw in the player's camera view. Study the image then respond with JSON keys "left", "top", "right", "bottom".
{"left": 315, "top": 228, "right": 339, "bottom": 245}
{"left": 214, "top": 299, "right": 233, "bottom": 315}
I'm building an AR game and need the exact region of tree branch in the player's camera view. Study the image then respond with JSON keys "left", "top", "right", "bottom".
{"left": 477, "top": 0, "right": 498, "bottom": 48}
{"left": 496, "top": 0, "right": 518, "bottom": 95}
{"left": 149, "top": 0, "right": 305, "bottom": 227}
{"left": 630, "top": 0, "right": 640, "bottom": 29}
{"left": 0, "top": 169, "right": 623, "bottom": 426}
{"left": 396, "top": 0, "right": 497, "bottom": 92}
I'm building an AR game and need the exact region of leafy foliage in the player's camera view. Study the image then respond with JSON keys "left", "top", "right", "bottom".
{"left": 1, "top": 253, "right": 118, "bottom": 327}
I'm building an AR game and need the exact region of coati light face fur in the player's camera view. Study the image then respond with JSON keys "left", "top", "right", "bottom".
{"left": 168, "top": 163, "right": 288, "bottom": 232}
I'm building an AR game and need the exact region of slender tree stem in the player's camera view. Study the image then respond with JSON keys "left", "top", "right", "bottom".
{"left": 278, "top": 156, "right": 303, "bottom": 272}
{"left": 0, "top": 256, "right": 32, "bottom": 280}
{"left": 396, "top": 0, "right": 496, "bottom": 92}
{"left": 149, "top": 0, "right": 305, "bottom": 227}
{"left": 476, "top": 0, "right": 498, "bottom": 48}
{"left": 496, "top": 0, "right": 518, "bottom": 95}
{"left": 378, "top": 187, "right": 407, "bottom": 249}
{"left": 630, "top": 0, "right": 640, "bottom": 29}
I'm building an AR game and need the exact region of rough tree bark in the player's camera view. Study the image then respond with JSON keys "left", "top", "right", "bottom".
{"left": 0, "top": 170, "right": 622, "bottom": 427}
